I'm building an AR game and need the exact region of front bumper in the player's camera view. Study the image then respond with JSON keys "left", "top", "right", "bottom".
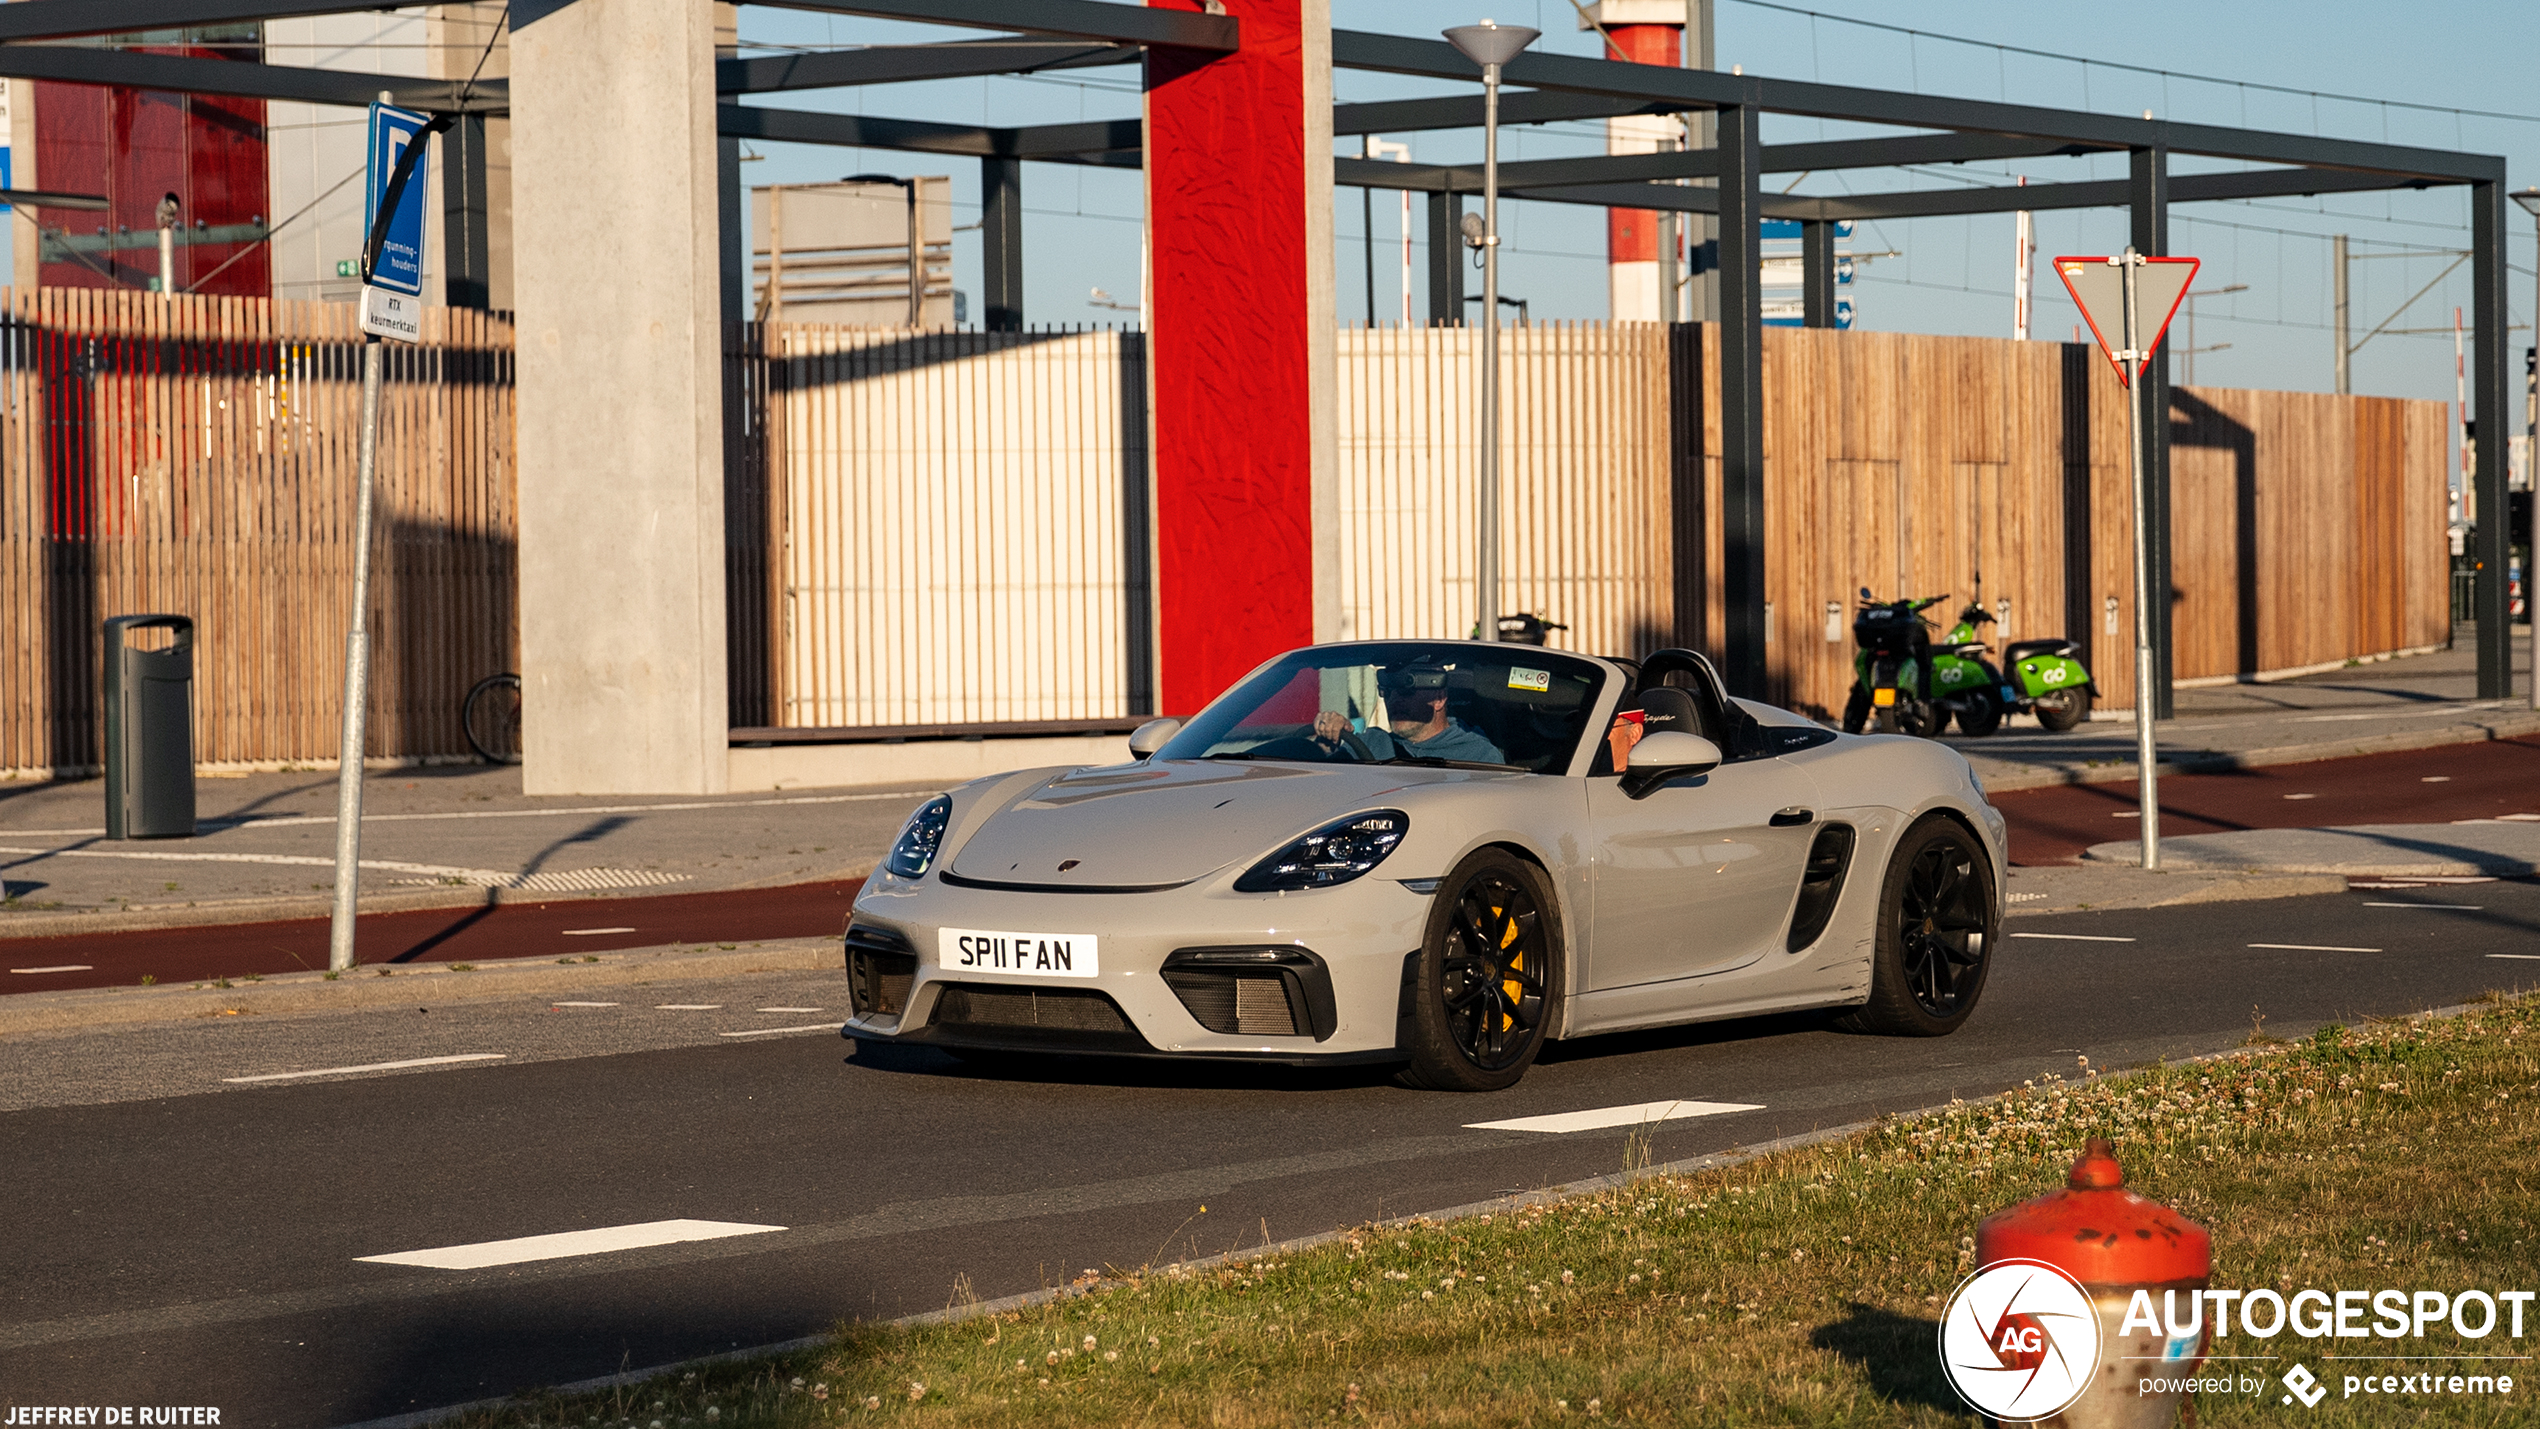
{"left": 841, "top": 869, "right": 1437, "bottom": 1063}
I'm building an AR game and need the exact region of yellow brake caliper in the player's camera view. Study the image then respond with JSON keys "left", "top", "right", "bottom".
{"left": 1496, "top": 901, "right": 1524, "bottom": 1030}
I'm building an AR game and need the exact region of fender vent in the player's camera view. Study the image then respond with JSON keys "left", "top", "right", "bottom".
{"left": 1785, "top": 824, "right": 1857, "bottom": 953}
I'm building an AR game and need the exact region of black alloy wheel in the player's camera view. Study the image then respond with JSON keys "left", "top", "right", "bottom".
{"left": 1837, "top": 818, "right": 1995, "bottom": 1036}
{"left": 1402, "top": 849, "right": 1559, "bottom": 1091}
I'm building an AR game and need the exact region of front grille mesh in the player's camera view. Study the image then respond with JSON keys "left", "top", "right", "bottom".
{"left": 934, "top": 985, "right": 1132, "bottom": 1034}
{"left": 1162, "top": 970, "right": 1298, "bottom": 1036}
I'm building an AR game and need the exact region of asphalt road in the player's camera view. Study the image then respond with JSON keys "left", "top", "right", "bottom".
{"left": 4, "top": 880, "right": 2534, "bottom": 1427}
{"left": 11, "top": 734, "right": 2537, "bottom": 996}
{"left": 1991, "top": 733, "right": 2540, "bottom": 864}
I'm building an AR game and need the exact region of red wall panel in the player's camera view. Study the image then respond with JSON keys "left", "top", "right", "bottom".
{"left": 1144, "top": 0, "right": 1316, "bottom": 714}
{"left": 34, "top": 50, "right": 270, "bottom": 298}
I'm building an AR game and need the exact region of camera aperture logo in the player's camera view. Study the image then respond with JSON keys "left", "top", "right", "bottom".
{"left": 1938, "top": 1259, "right": 2102, "bottom": 1420}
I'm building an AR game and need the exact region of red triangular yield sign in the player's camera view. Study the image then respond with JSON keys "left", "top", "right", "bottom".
{"left": 2051, "top": 254, "right": 2201, "bottom": 386}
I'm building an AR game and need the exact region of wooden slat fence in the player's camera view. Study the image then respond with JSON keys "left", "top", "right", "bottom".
{"left": 0, "top": 288, "right": 516, "bottom": 775}
{"left": 1, "top": 299, "right": 2448, "bottom": 772}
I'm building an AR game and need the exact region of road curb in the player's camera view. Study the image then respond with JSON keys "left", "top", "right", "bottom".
{"left": 1973, "top": 710, "right": 2540, "bottom": 794}
{"left": 0, "top": 938, "right": 842, "bottom": 1038}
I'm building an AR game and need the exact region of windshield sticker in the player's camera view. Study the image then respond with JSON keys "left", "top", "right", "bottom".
{"left": 1508, "top": 667, "right": 1551, "bottom": 692}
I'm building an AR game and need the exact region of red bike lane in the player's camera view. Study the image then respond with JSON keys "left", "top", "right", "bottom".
{"left": 0, "top": 879, "right": 865, "bottom": 993}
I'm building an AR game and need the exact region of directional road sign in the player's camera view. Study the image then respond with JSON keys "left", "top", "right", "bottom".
{"left": 2052, "top": 254, "right": 2198, "bottom": 385}
{"left": 361, "top": 100, "right": 432, "bottom": 342}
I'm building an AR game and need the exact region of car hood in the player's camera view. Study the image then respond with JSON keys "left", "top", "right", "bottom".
{"left": 947, "top": 758, "right": 1498, "bottom": 890}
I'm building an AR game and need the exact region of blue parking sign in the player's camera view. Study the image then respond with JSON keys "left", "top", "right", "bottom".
{"left": 364, "top": 101, "right": 432, "bottom": 298}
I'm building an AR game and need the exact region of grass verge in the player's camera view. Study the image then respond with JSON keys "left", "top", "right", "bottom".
{"left": 450, "top": 996, "right": 2538, "bottom": 1428}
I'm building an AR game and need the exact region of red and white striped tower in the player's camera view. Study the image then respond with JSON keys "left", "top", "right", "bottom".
{"left": 1583, "top": 3, "right": 1684, "bottom": 322}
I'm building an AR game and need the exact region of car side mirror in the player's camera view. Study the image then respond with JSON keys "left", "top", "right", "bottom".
{"left": 1127, "top": 717, "right": 1182, "bottom": 760}
{"left": 1619, "top": 731, "right": 1723, "bottom": 799}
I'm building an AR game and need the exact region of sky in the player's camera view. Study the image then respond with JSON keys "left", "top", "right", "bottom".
{"left": 728, "top": 0, "right": 2540, "bottom": 406}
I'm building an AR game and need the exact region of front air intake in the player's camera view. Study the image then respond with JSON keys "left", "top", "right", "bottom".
{"left": 845, "top": 925, "right": 917, "bottom": 1017}
{"left": 1160, "top": 946, "right": 1336, "bottom": 1040}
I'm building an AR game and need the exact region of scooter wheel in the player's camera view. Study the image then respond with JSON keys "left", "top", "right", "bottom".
{"left": 1842, "top": 685, "right": 1870, "bottom": 734}
{"left": 2033, "top": 688, "right": 2092, "bottom": 732}
{"left": 1953, "top": 687, "right": 2003, "bottom": 738}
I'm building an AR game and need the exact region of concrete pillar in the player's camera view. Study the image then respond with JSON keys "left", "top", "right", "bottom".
{"left": 1582, "top": 6, "right": 1681, "bottom": 322}
{"left": 511, "top": 0, "right": 727, "bottom": 793}
{"left": 428, "top": 2, "right": 512, "bottom": 310}
{"left": 1144, "top": 0, "right": 1337, "bottom": 711}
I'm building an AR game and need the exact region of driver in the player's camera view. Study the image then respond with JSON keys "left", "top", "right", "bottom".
{"left": 1312, "top": 663, "right": 1505, "bottom": 764}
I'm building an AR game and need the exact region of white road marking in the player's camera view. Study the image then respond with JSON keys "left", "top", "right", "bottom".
{"left": 562, "top": 927, "right": 637, "bottom": 936}
{"left": 225, "top": 1053, "right": 506, "bottom": 1084}
{"left": 552, "top": 1001, "right": 620, "bottom": 1008}
{"left": 1465, "top": 1099, "right": 1762, "bottom": 1134}
{"left": 2250, "top": 943, "right": 2382, "bottom": 953}
{"left": 720, "top": 1023, "right": 843, "bottom": 1038}
{"left": 2362, "top": 902, "right": 2482, "bottom": 910}
{"left": 2111, "top": 811, "right": 2141, "bottom": 818}
{"left": 655, "top": 1004, "right": 722, "bottom": 1011}
{"left": 756, "top": 1007, "right": 824, "bottom": 1013}
{"left": 2488, "top": 954, "right": 2540, "bottom": 961}
{"left": 9, "top": 964, "right": 92, "bottom": 974}
{"left": 2503, "top": 813, "right": 2540, "bottom": 822}
{"left": 2282, "top": 793, "right": 2317, "bottom": 800}
{"left": 2010, "top": 933, "right": 2137, "bottom": 943}
{"left": 2421, "top": 776, "right": 2452, "bottom": 783}
{"left": 356, "top": 1218, "right": 785, "bottom": 1270}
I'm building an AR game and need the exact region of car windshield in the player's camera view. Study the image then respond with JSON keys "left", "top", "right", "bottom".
{"left": 1155, "top": 642, "right": 1610, "bottom": 774}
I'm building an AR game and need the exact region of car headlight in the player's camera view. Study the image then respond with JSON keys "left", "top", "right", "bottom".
{"left": 883, "top": 795, "right": 953, "bottom": 879}
{"left": 1233, "top": 810, "right": 1409, "bottom": 893}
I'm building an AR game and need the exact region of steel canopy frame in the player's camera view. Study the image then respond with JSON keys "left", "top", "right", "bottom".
{"left": 5, "top": 0, "right": 2510, "bottom": 699}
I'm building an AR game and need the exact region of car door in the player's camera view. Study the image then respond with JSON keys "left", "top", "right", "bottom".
{"left": 1582, "top": 752, "right": 1823, "bottom": 993}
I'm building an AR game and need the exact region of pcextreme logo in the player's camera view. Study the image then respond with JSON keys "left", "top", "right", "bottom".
{"left": 1937, "top": 1259, "right": 2102, "bottom": 1420}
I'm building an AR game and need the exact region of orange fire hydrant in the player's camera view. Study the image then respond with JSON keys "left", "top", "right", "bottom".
{"left": 1969, "top": 1137, "right": 2213, "bottom": 1428}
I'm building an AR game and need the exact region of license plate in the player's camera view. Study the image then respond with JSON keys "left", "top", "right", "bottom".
{"left": 938, "top": 927, "right": 1100, "bottom": 979}
{"left": 1872, "top": 687, "right": 1897, "bottom": 707}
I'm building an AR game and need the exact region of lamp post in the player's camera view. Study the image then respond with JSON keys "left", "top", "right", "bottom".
{"left": 1444, "top": 19, "right": 1537, "bottom": 643}
{"left": 2513, "top": 188, "right": 2540, "bottom": 710}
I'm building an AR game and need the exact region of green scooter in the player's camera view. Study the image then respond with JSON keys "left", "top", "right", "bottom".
{"left": 1841, "top": 591, "right": 2000, "bottom": 737}
{"left": 1928, "top": 601, "right": 2099, "bottom": 735}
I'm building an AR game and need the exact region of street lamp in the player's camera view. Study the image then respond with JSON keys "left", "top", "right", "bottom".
{"left": 1444, "top": 18, "right": 1537, "bottom": 643}
{"left": 2512, "top": 188, "right": 2540, "bottom": 710}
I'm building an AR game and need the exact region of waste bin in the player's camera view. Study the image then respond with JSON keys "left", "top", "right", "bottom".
{"left": 104, "top": 614, "right": 196, "bottom": 839}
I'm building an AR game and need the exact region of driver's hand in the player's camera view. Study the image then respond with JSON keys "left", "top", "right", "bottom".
{"left": 1313, "top": 710, "right": 1348, "bottom": 744}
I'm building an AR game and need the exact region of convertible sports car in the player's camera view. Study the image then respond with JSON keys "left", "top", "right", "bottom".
{"left": 843, "top": 640, "right": 2006, "bottom": 1091}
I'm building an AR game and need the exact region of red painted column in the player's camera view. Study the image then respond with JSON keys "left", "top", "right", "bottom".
{"left": 1144, "top": 0, "right": 1335, "bottom": 715}
{"left": 1598, "top": 19, "right": 1682, "bottom": 321}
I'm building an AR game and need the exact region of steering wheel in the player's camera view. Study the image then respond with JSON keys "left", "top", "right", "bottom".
{"left": 1332, "top": 726, "right": 1377, "bottom": 762}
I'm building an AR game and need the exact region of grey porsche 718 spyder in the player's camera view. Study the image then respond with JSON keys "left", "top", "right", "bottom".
{"left": 843, "top": 640, "right": 2007, "bottom": 1091}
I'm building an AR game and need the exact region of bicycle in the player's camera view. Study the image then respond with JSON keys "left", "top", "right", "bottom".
{"left": 462, "top": 672, "right": 522, "bottom": 764}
